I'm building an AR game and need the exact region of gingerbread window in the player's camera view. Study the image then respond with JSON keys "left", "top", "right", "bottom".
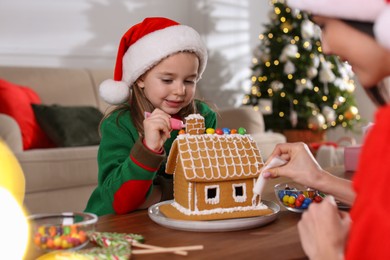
{"left": 232, "top": 183, "right": 247, "bottom": 203}
{"left": 205, "top": 185, "right": 220, "bottom": 204}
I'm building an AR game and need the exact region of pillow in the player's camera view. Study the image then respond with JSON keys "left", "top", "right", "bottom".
{"left": 0, "top": 79, "right": 54, "bottom": 150}
{"left": 31, "top": 104, "right": 103, "bottom": 147}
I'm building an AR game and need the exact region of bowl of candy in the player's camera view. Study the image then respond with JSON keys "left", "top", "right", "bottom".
{"left": 274, "top": 182, "right": 326, "bottom": 213}
{"left": 28, "top": 212, "right": 98, "bottom": 251}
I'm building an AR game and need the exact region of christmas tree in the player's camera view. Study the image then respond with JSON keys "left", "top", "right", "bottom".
{"left": 243, "top": 0, "right": 360, "bottom": 134}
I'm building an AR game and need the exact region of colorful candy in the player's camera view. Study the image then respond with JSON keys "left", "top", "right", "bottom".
{"left": 33, "top": 224, "right": 88, "bottom": 250}
{"left": 206, "top": 128, "right": 215, "bottom": 134}
{"left": 181, "top": 127, "right": 248, "bottom": 135}
{"left": 277, "top": 185, "right": 325, "bottom": 211}
{"left": 238, "top": 127, "right": 247, "bottom": 135}
{"left": 222, "top": 127, "right": 231, "bottom": 134}
{"left": 215, "top": 128, "right": 224, "bottom": 135}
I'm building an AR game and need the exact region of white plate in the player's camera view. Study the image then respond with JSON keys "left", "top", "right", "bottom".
{"left": 148, "top": 200, "right": 280, "bottom": 232}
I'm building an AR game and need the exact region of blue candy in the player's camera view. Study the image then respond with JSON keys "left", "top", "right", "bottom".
{"left": 222, "top": 128, "right": 230, "bottom": 134}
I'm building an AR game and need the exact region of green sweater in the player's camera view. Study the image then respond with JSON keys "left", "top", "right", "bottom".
{"left": 85, "top": 101, "right": 216, "bottom": 216}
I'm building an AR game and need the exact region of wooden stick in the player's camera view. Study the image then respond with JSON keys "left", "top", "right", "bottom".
{"left": 132, "top": 245, "right": 204, "bottom": 255}
{"left": 132, "top": 241, "right": 187, "bottom": 256}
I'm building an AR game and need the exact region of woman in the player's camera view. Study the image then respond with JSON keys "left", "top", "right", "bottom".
{"left": 264, "top": 0, "right": 390, "bottom": 259}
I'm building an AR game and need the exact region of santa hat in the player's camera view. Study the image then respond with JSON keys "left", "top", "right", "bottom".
{"left": 287, "top": 0, "right": 390, "bottom": 50}
{"left": 100, "top": 17, "right": 208, "bottom": 105}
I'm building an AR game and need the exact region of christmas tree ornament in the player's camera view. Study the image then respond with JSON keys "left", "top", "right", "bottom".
{"left": 313, "top": 24, "right": 322, "bottom": 38}
{"left": 319, "top": 60, "right": 336, "bottom": 83}
{"left": 308, "top": 113, "right": 326, "bottom": 130}
{"left": 258, "top": 99, "right": 273, "bottom": 115}
{"left": 311, "top": 54, "right": 320, "bottom": 68}
{"left": 280, "top": 44, "right": 298, "bottom": 62}
{"left": 302, "top": 40, "right": 313, "bottom": 51}
{"left": 295, "top": 78, "right": 313, "bottom": 93}
{"left": 301, "top": 19, "right": 315, "bottom": 39}
{"left": 335, "top": 95, "right": 346, "bottom": 106}
{"left": 322, "top": 106, "right": 337, "bottom": 123}
{"left": 344, "top": 106, "right": 359, "bottom": 120}
{"left": 306, "top": 67, "right": 318, "bottom": 79}
{"left": 271, "top": 80, "right": 284, "bottom": 92}
{"left": 290, "top": 109, "right": 298, "bottom": 127}
{"left": 284, "top": 60, "right": 296, "bottom": 74}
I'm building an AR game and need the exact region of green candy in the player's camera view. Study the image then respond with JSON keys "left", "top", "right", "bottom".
{"left": 63, "top": 226, "right": 71, "bottom": 235}
{"left": 238, "top": 127, "right": 247, "bottom": 135}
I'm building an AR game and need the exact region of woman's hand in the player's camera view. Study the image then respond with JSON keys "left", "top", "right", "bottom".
{"left": 264, "top": 142, "right": 324, "bottom": 188}
{"left": 298, "top": 196, "right": 351, "bottom": 260}
{"left": 143, "top": 109, "right": 172, "bottom": 152}
{"left": 264, "top": 142, "right": 355, "bottom": 205}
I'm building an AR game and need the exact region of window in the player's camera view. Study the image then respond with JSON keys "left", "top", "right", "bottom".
{"left": 233, "top": 183, "right": 247, "bottom": 202}
{"left": 205, "top": 185, "right": 220, "bottom": 204}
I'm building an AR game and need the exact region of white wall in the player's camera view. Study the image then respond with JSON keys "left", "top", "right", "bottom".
{"left": 0, "top": 0, "right": 271, "bottom": 109}
{"left": 0, "top": 0, "right": 374, "bottom": 143}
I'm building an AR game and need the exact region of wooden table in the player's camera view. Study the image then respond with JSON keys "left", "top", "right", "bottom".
{"left": 95, "top": 181, "right": 305, "bottom": 260}
{"left": 27, "top": 166, "right": 351, "bottom": 260}
{"left": 101, "top": 175, "right": 308, "bottom": 260}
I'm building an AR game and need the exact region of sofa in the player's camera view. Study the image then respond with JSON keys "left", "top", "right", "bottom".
{"left": 0, "top": 65, "right": 285, "bottom": 214}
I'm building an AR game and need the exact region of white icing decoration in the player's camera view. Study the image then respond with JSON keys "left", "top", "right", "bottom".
{"left": 171, "top": 201, "right": 269, "bottom": 216}
{"left": 188, "top": 182, "right": 192, "bottom": 211}
{"left": 204, "top": 185, "right": 220, "bottom": 204}
{"left": 177, "top": 134, "right": 263, "bottom": 181}
{"left": 232, "top": 183, "right": 247, "bottom": 203}
{"left": 185, "top": 114, "right": 204, "bottom": 120}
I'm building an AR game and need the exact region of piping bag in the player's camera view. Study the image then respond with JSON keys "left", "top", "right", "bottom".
{"left": 252, "top": 156, "right": 287, "bottom": 206}
{"left": 144, "top": 112, "right": 186, "bottom": 130}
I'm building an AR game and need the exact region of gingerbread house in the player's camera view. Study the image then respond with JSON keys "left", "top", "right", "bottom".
{"left": 159, "top": 114, "right": 273, "bottom": 221}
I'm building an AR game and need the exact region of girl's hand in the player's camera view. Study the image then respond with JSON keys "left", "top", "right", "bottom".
{"left": 298, "top": 196, "right": 351, "bottom": 260}
{"left": 143, "top": 109, "right": 172, "bottom": 152}
{"left": 263, "top": 142, "right": 324, "bottom": 188}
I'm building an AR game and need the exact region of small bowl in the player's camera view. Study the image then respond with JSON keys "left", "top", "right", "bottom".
{"left": 274, "top": 182, "right": 326, "bottom": 213}
{"left": 28, "top": 212, "right": 98, "bottom": 251}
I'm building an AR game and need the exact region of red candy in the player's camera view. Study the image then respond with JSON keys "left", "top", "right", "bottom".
{"left": 314, "top": 195, "right": 323, "bottom": 203}
{"left": 215, "top": 128, "right": 224, "bottom": 135}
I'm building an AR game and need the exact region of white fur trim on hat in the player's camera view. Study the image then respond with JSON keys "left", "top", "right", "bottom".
{"left": 287, "top": 0, "right": 385, "bottom": 22}
{"left": 374, "top": 7, "right": 390, "bottom": 50}
{"left": 99, "top": 79, "right": 130, "bottom": 105}
{"left": 122, "top": 25, "right": 207, "bottom": 88}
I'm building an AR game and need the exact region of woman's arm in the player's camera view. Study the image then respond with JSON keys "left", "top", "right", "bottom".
{"left": 265, "top": 142, "right": 355, "bottom": 205}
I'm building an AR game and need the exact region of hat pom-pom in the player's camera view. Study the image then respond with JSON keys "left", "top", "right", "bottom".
{"left": 374, "top": 6, "right": 390, "bottom": 50}
{"left": 99, "top": 79, "right": 130, "bottom": 105}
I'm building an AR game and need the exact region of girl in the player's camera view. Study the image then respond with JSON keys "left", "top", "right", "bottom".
{"left": 265, "top": 0, "right": 390, "bottom": 259}
{"left": 85, "top": 17, "right": 216, "bottom": 216}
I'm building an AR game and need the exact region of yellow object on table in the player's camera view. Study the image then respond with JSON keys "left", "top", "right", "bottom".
{"left": 0, "top": 139, "right": 25, "bottom": 204}
{"left": 0, "top": 139, "right": 28, "bottom": 259}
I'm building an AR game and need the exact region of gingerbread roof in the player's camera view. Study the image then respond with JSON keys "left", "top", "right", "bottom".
{"left": 166, "top": 133, "right": 264, "bottom": 182}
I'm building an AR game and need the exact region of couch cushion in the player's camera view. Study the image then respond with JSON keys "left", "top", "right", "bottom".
{"left": 32, "top": 104, "right": 103, "bottom": 147}
{"left": 0, "top": 79, "right": 54, "bottom": 150}
{"left": 16, "top": 146, "right": 99, "bottom": 193}
{"left": 0, "top": 67, "right": 100, "bottom": 108}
